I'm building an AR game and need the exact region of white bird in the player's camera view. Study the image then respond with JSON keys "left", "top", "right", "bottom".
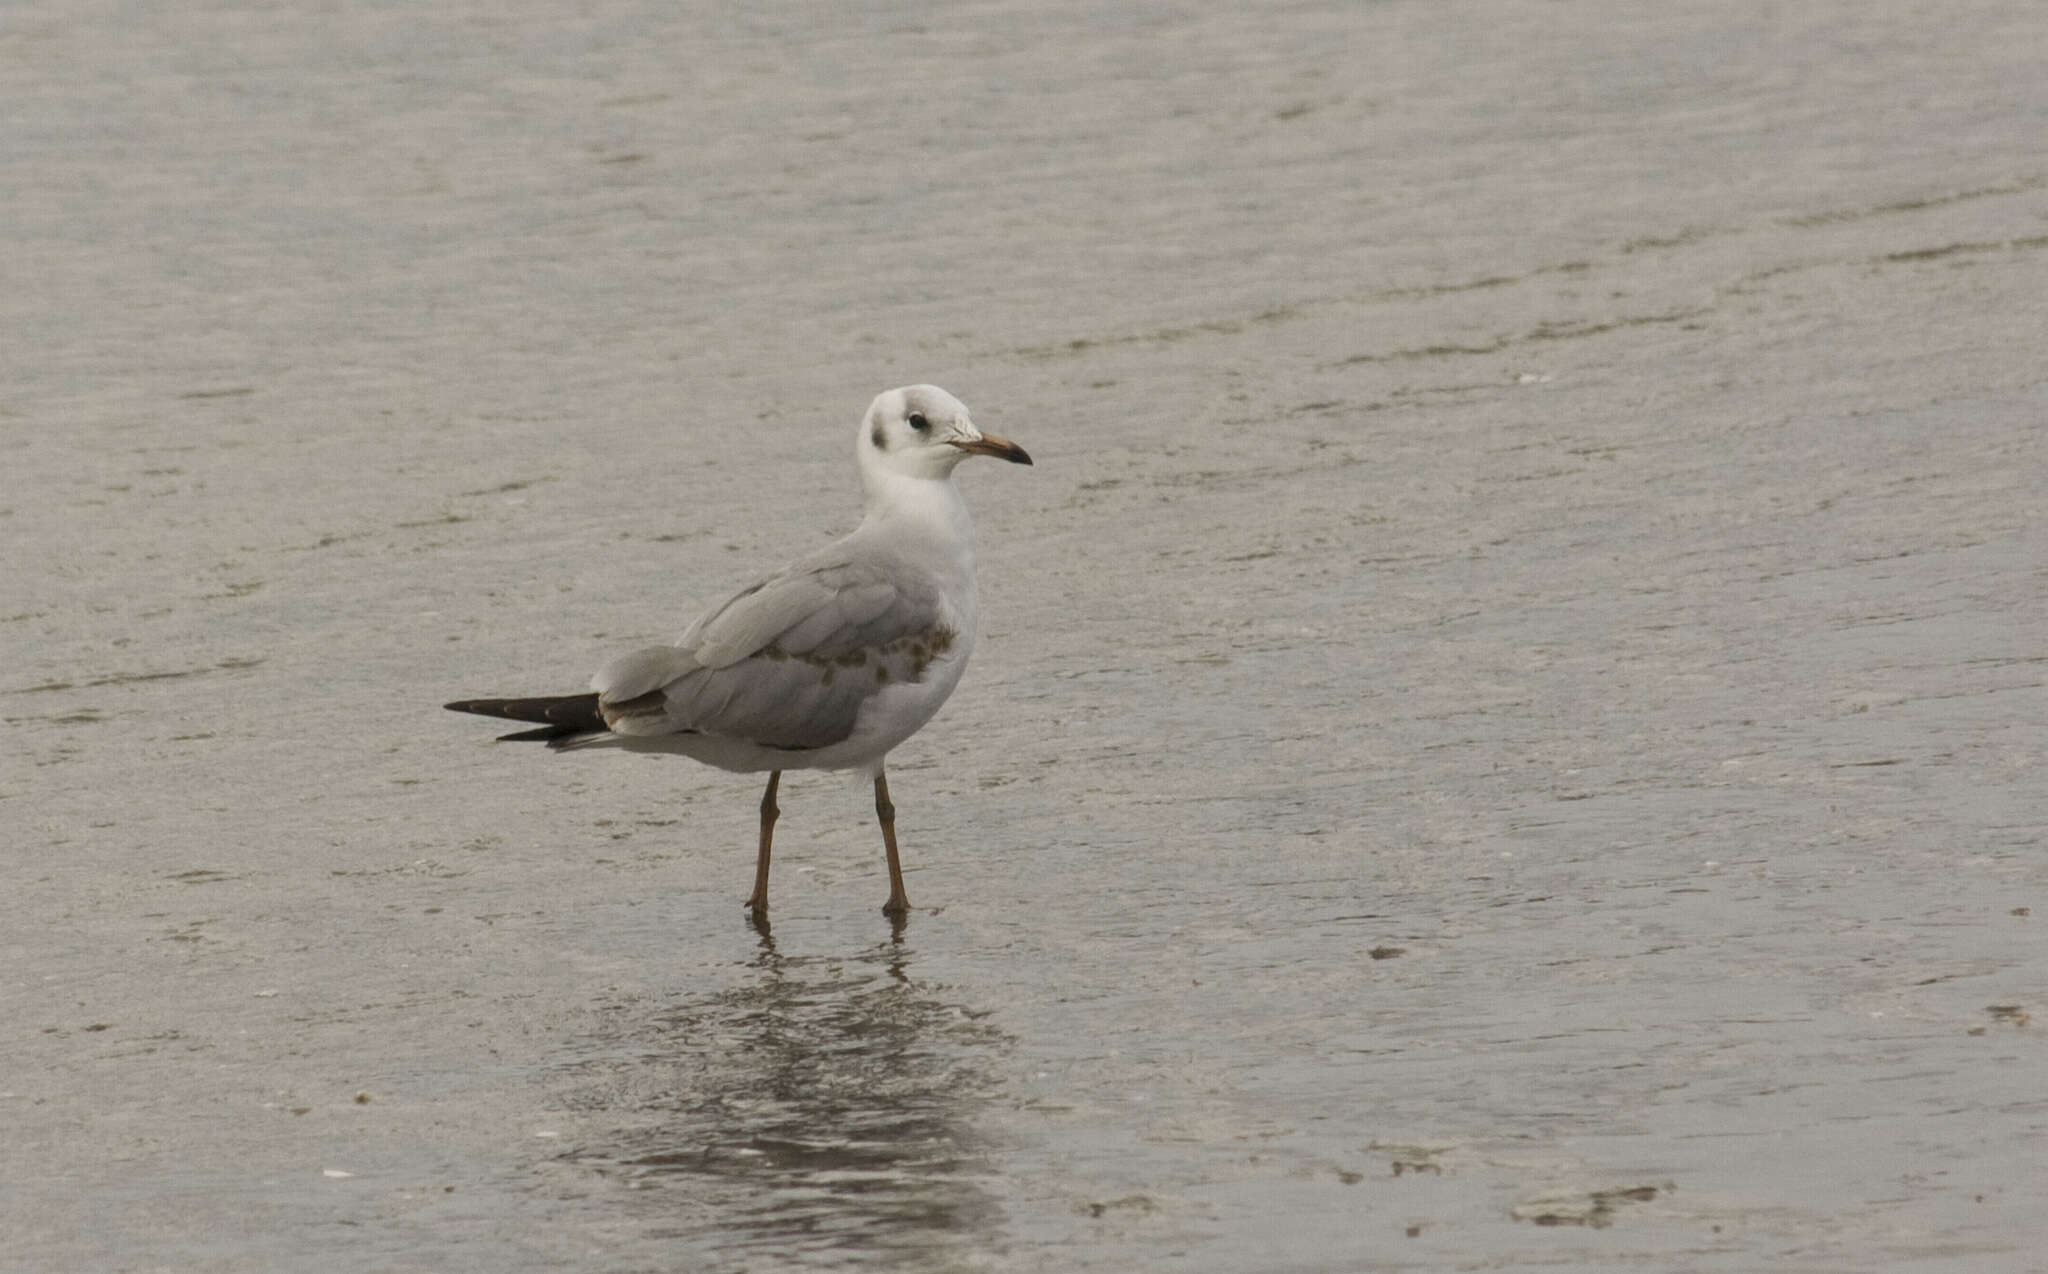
{"left": 446, "top": 385, "right": 1031, "bottom": 923}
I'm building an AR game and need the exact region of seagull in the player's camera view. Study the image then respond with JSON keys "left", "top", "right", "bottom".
{"left": 446, "top": 385, "right": 1031, "bottom": 922}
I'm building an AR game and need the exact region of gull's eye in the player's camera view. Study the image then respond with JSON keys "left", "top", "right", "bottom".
{"left": 907, "top": 412, "right": 930, "bottom": 433}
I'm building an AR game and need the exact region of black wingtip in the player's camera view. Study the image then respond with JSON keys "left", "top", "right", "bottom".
{"left": 446, "top": 693, "right": 607, "bottom": 738}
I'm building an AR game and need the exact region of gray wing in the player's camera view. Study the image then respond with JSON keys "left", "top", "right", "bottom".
{"left": 590, "top": 553, "right": 957, "bottom": 750}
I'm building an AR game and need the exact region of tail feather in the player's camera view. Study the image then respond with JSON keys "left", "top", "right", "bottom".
{"left": 445, "top": 694, "right": 605, "bottom": 743}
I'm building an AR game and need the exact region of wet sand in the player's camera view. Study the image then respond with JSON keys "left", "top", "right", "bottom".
{"left": 6, "top": 2, "right": 2045, "bottom": 1270}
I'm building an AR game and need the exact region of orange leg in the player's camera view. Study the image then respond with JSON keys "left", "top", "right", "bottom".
{"left": 876, "top": 771, "right": 910, "bottom": 918}
{"left": 747, "top": 771, "right": 780, "bottom": 915}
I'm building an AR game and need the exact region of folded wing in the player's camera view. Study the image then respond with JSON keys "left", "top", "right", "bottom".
{"left": 591, "top": 555, "right": 955, "bottom": 750}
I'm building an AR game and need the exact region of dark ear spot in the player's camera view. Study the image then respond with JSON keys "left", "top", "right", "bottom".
{"left": 870, "top": 422, "right": 886, "bottom": 450}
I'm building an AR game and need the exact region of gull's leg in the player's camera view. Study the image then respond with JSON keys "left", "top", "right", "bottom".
{"left": 875, "top": 770, "right": 910, "bottom": 918}
{"left": 747, "top": 771, "right": 781, "bottom": 916}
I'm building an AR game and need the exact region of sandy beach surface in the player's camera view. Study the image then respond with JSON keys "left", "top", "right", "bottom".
{"left": 6, "top": 2, "right": 2045, "bottom": 1270}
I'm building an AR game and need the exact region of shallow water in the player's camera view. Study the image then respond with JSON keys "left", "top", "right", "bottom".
{"left": 6, "top": 1, "right": 2046, "bottom": 1270}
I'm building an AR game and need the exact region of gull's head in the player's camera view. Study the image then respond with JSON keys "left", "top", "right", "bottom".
{"left": 857, "top": 385, "right": 1031, "bottom": 487}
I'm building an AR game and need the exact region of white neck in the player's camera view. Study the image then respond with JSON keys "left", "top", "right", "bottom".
{"left": 862, "top": 468, "right": 972, "bottom": 537}
{"left": 857, "top": 470, "right": 979, "bottom": 614}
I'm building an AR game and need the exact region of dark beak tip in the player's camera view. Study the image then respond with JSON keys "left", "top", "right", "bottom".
{"left": 956, "top": 436, "right": 1033, "bottom": 465}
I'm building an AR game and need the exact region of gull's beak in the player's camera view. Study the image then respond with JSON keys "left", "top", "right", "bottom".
{"left": 950, "top": 432, "right": 1033, "bottom": 465}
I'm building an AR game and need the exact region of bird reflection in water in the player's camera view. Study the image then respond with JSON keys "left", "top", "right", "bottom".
{"left": 558, "top": 927, "right": 1010, "bottom": 1266}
